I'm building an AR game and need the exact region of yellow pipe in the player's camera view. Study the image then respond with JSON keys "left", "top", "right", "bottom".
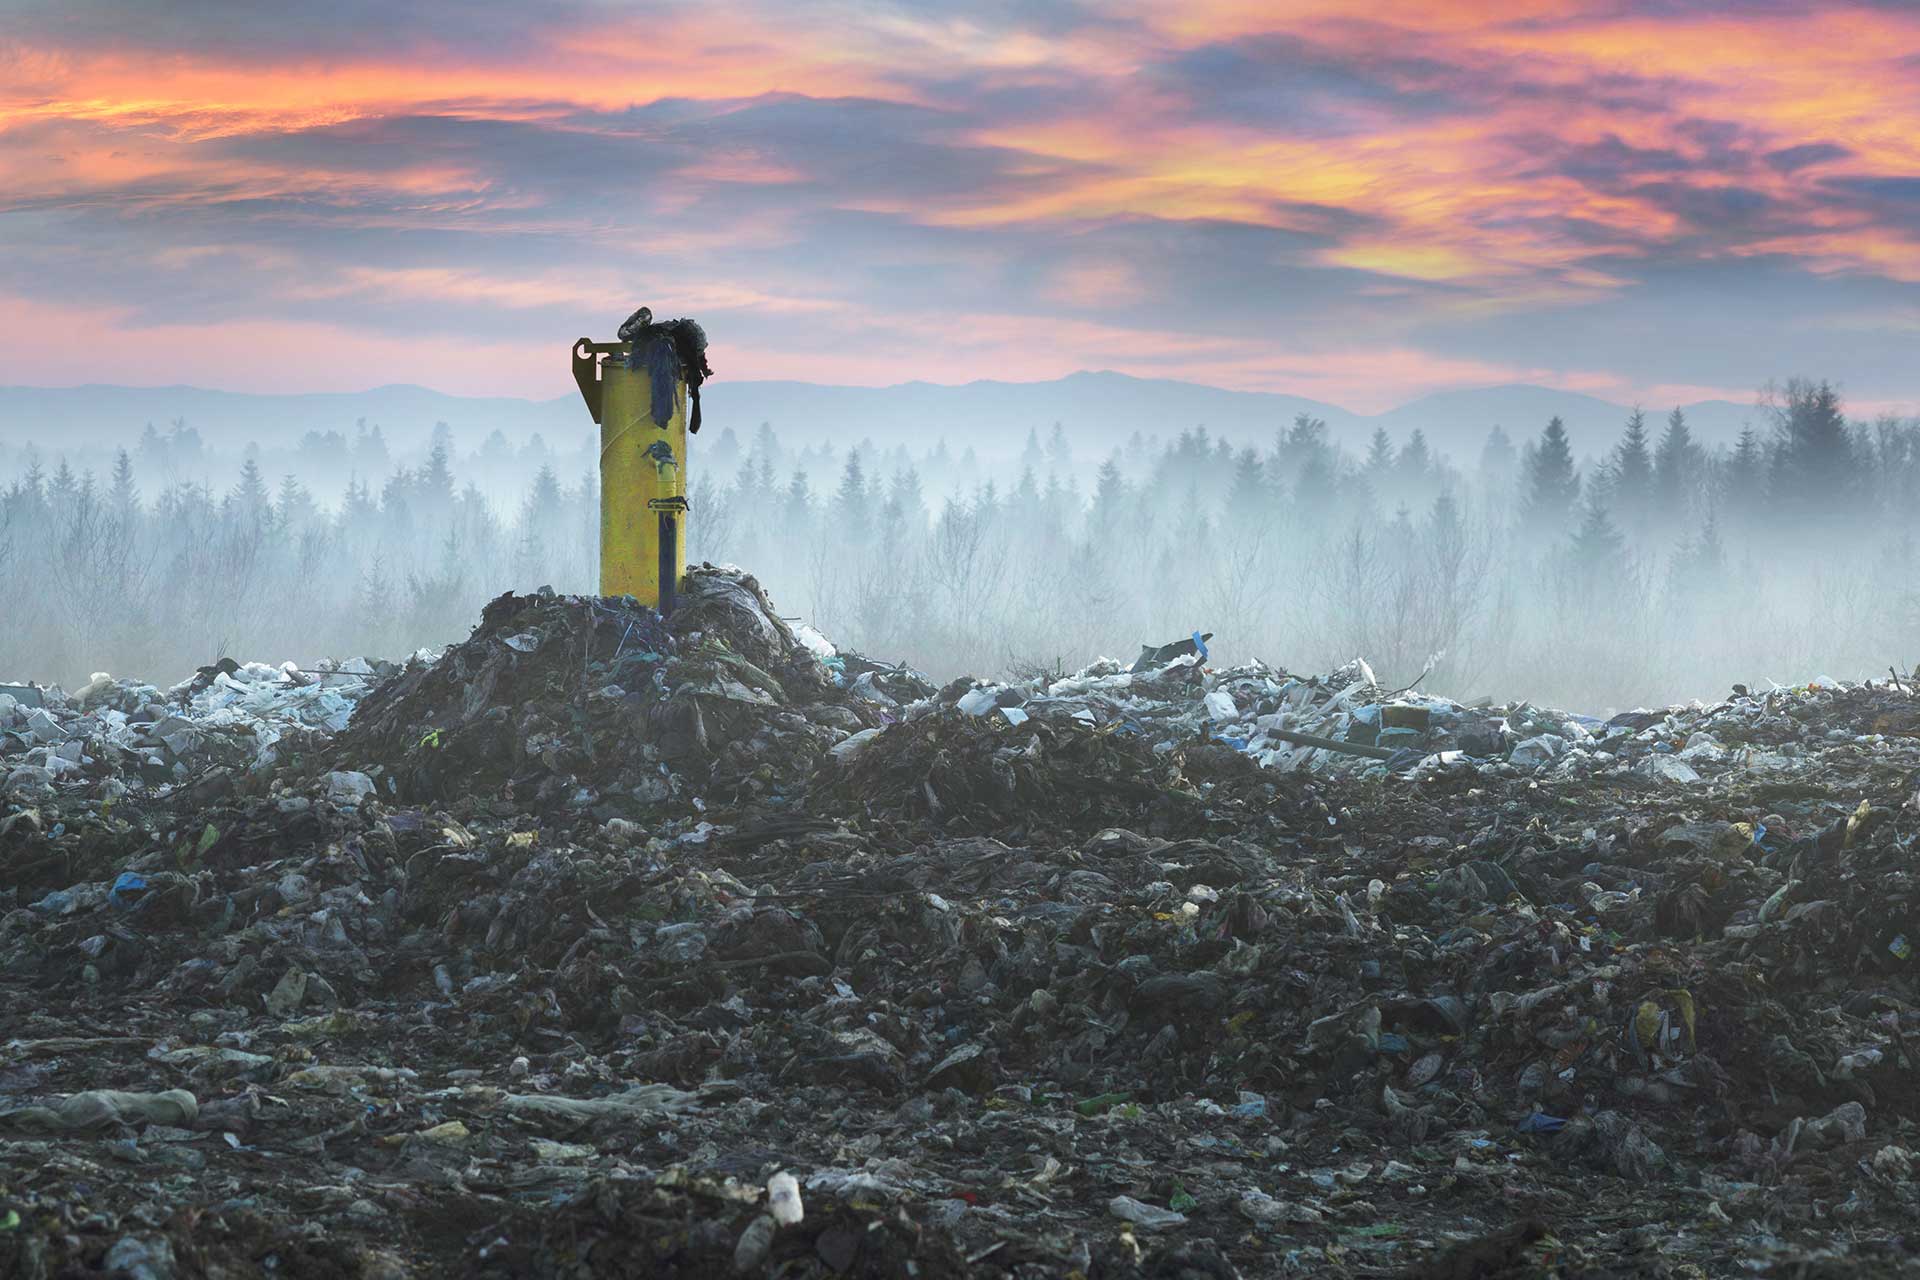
{"left": 591, "top": 345, "right": 688, "bottom": 609}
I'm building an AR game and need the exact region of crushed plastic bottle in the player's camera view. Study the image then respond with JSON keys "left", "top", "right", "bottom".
{"left": 766, "top": 1171, "right": 803, "bottom": 1226}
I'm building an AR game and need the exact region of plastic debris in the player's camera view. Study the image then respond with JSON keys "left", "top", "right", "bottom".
{"left": 1108, "top": 1196, "right": 1187, "bottom": 1230}
{"left": 766, "top": 1171, "right": 803, "bottom": 1226}
{"left": 1, "top": 1090, "right": 198, "bottom": 1132}
{"left": 2, "top": 569, "right": 1917, "bottom": 1277}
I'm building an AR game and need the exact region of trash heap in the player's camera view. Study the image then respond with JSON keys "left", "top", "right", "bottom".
{"left": 327, "top": 565, "right": 934, "bottom": 816}
{"left": 4, "top": 568, "right": 1920, "bottom": 1279}
{"left": 2, "top": 658, "right": 387, "bottom": 799}
{"left": 930, "top": 647, "right": 1920, "bottom": 791}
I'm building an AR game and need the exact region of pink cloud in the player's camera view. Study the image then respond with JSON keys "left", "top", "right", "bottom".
{"left": 4, "top": 2, "right": 1920, "bottom": 411}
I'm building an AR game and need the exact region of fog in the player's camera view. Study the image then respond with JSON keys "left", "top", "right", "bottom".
{"left": 2, "top": 377, "right": 1914, "bottom": 714}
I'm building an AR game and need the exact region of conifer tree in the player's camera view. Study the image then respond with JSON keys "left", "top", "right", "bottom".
{"left": 422, "top": 441, "right": 455, "bottom": 506}
{"left": 835, "top": 450, "right": 870, "bottom": 544}
{"left": 1478, "top": 425, "right": 1516, "bottom": 497}
{"left": 1722, "top": 426, "right": 1764, "bottom": 535}
{"left": 1569, "top": 495, "right": 1627, "bottom": 590}
{"left": 1394, "top": 428, "right": 1434, "bottom": 499}
{"left": 1363, "top": 427, "right": 1395, "bottom": 485}
{"left": 1020, "top": 427, "right": 1045, "bottom": 477}
{"left": 752, "top": 422, "right": 781, "bottom": 469}
{"left": 782, "top": 468, "right": 813, "bottom": 530}
{"left": 1046, "top": 421, "right": 1072, "bottom": 476}
{"left": 1611, "top": 408, "right": 1655, "bottom": 537}
{"left": 275, "top": 474, "right": 316, "bottom": 533}
{"left": 1652, "top": 407, "right": 1702, "bottom": 529}
{"left": 232, "top": 456, "right": 271, "bottom": 524}
{"left": 109, "top": 449, "right": 139, "bottom": 515}
{"left": 1226, "top": 447, "right": 1268, "bottom": 525}
{"left": 887, "top": 466, "right": 925, "bottom": 529}
{"left": 1766, "top": 378, "right": 1853, "bottom": 524}
{"left": 1357, "top": 427, "right": 1395, "bottom": 510}
{"left": 523, "top": 463, "right": 563, "bottom": 527}
{"left": 1669, "top": 509, "right": 1728, "bottom": 607}
{"left": 1090, "top": 454, "right": 1127, "bottom": 541}
{"left": 1519, "top": 417, "right": 1580, "bottom": 539}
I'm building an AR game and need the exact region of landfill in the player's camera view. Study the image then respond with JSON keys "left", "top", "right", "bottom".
{"left": 5, "top": 564, "right": 1920, "bottom": 1278}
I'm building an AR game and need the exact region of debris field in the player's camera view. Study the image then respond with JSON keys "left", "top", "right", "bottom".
{"left": 5, "top": 564, "right": 1920, "bottom": 1278}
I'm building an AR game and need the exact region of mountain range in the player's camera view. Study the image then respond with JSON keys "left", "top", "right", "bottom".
{"left": 0, "top": 371, "right": 1762, "bottom": 466}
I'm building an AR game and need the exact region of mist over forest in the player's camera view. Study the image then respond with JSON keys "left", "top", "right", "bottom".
{"left": 1, "top": 376, "right": 1914, "bottom": 713}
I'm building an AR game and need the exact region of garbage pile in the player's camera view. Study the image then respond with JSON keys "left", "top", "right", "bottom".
{"left": 4, "top": 569, "right": 1920, "bottom": 1278}
{"left": 932, "top": 647, "right": 1920, "bottom": 791}
{"left": 2, "top": 657, "right": 387, "bottom": 799}
{"left": 327, "top": 566, "right": 934, "bottom": 819}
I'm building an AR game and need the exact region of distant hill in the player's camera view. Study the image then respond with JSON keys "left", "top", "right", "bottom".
{"left": 0, "top": 382, "right": 585, "bottom": 454}
{"left": 706, "top": 370, "right": 1362, "bottom": 456}
{"left": 0, "top": 372, "right": 1765, "bottom": 466}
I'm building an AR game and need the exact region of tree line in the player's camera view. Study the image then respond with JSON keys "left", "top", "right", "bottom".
{"left": 1, "top": 377, "right": 1914, "bottom": 711}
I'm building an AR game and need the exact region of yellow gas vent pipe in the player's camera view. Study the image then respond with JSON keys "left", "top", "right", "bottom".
{"left": 571, "top": 317, "right": 697, "bottom": 613}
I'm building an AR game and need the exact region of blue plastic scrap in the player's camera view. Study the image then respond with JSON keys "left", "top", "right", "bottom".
{"left": 110, "top": 872, "right": 149, "bottom": 906}
{"left": 1515, "top": 1112, "right": 1568, "bottom": 1135}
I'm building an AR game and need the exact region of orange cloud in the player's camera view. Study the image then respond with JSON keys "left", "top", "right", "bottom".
{"left": 0, "top": 291, "right": 557, "bottom": 397}
{"left": 3, "top": 2, "right": 1920, "bottom": 411}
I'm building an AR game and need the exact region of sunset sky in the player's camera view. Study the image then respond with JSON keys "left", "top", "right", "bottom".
{"left": 3, "top": 1, "right": 1918, "bottom": 413}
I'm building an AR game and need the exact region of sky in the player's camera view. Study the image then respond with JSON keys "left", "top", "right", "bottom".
{"left": 2, "top": 0, "right": 1918, "bottom": 415}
